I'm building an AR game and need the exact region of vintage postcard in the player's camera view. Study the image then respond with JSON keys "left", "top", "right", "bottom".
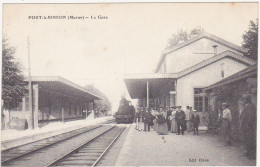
{"left": 1, "top": 2, "right": 258, "bottom": 166}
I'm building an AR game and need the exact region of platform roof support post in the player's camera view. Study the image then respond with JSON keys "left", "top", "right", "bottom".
{"left": 33, "top": 84, "right": 39, "bottom": 129}
{"left": 147, "top": 81, "right": 149, "bottom": 109}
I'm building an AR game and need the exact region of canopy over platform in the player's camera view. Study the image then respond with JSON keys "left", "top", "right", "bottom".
{"left": 124, "top": 73, "right": 177, "bottom": 99}
{"left": 25, "top": 76, "right": 103, "bottom": 101}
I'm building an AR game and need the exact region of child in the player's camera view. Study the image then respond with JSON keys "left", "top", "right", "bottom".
{"left": 191, "top": 110, "right": 200, "bottom": 135}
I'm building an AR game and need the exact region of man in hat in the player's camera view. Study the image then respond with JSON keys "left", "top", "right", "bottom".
{"left": 189, "top": 107, "right": 194, "bottom": 131}
{"left": 175, "top": 106, "right": 186, "bottom": 135}
{"left": 222, "top": 103, "right": 232, "bottom": 146}
{"left": 191, "top": 110, "right": 200, "bottom": 135}
{"left": 144, "top": 107, "right": 152, "bottom": 132}
{"left": 240, "top": 94, "right": 256, "bottom": 159}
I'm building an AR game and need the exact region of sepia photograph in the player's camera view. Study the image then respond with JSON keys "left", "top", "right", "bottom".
{"left": 1, "top": 2, "right": 258, "bottom": 166}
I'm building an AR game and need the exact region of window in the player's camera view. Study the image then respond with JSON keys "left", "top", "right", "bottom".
{"left": 205, "top": 97, "right": 209, "bottom": 112}
{"left": 194, "top": 88, "right": 209, "bottom": 112}
{"left": 194, "top": 88, "right": 202, "bottom": 95}
{"left": 194, "top": 96, "right": 203, "bottom": 112}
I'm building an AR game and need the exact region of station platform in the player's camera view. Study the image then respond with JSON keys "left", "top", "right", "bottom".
{"left": 1, "top": 116, "right": 113, "bottom": 150}
{"left": 115, "top": 123, "right": 256, "bottom": 166}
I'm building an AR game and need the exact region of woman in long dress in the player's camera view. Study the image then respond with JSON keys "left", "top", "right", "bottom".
{"left": 152, "top": 109, "right": 159, "bottom": 131}
{"left": 157, "top": 110, "right": 168, "bottom": 135}
{"left": 139, "top": 110, "right": 145, "bottom": 131}
{"left": 170, "top": 109, "right": 177, "bottom": 133}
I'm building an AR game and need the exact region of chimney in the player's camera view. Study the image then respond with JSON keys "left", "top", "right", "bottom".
{"left": 212, "top": 45, "right": 218, "bottom": 56}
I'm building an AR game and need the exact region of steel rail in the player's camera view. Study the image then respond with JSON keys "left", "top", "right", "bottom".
{"left": 2, "top": 125, "right": 98, "bottom": 151}
{"left": 2, "top": 118, "right": 114, "bottom": 151}
{"left": 91, "top": 126, "right": 126, "bottom": 167}
{"left": 1, "top": 119, "right": 115, "bottom": 166}
{"left": 45, "top": 125, "right": 119, "bottom": 167}
{"left": 1, "top": 125, "right": 103, "bottom": 166}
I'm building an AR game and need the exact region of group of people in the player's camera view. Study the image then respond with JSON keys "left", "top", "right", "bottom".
{"left": 220, "top": 94, "right": 256, "bottom": 159}
{"left": 134, "top": 94, "right": 256, "bottom": 160}
{"left": 134, "top": 105, "right": 200, "bottom": 136}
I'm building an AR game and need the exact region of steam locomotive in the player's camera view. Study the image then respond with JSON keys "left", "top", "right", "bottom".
{"left": 114, "top": 97, "right": 135, "bottom": 124}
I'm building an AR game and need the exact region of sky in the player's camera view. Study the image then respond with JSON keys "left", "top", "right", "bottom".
{"left": 3, "top": 3, "right": 258, "bottom": 112}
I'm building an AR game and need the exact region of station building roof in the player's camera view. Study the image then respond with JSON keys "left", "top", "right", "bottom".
{"left": 25, "top": 76, "right": 103, "bottom": 101}
{"left": 124, "top": 51, "right": 256, "bottom": 99}
{"left": 177, "top": 50, "right": 255, "bottom": 78}
{"left": 203, "top": 64, "right": 257, "bottom": 91}
{"left": 155, "top": 32, "right": 249, "bottom": 72}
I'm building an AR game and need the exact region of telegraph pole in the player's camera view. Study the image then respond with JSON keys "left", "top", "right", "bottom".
{"left": 27, "top": 37, "right": 34, "bottom": 129}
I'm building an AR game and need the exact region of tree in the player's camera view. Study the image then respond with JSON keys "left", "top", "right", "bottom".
{"left": 167, "top": 27, "right": 204, "bottom": 48}
{"left": 189, "top": 27, "right": 204, "bottom": 38}
{"left": 2, "top": 38, "right": 27, "bottom": 110}
{"left": 84, "top": 85, "right": 111, "bottom": 112}
{"left": 242, "top": 19, "right": 258, "bottom": 61}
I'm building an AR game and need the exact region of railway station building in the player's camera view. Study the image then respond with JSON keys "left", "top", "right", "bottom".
{"left": 5, "top": 76, "right": 102, "bottom": 128}
{"left": 124, "top": 32, "right": 256, "bottom": 125}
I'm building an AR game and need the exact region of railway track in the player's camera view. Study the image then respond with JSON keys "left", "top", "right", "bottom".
{"left": 46, "top": 126, "right": 125, "bottom": 167}
{"left": 2, "top": 119, "right": 115, "bottom": 166}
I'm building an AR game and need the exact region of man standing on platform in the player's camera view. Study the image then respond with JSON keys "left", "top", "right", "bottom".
{"left": 185, "top": 106, "right": 192, "bottom": 132}
{"left": 191, "top": 110, "right": 200, "bottom": 135}
{"left": 144, "top": 107, "right": 152, "bottom": 132}
{"left": 175, "top": 106, "right": 186, "bottom": 135}
{"left": 240, "top": 94, "right": 256, "bottom": 159}
{"left": 221, "top": 103, "right": 232, "bottom": 146}
{"left": 189, "top": 107, "right": 194, "bottom": 131}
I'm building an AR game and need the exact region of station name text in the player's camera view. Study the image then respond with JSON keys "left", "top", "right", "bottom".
{"left": 28, "top": 15, "right": 108, "bottom": 20}
{"left": 189, "top": 158, "right": 209, "bottom": 162}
